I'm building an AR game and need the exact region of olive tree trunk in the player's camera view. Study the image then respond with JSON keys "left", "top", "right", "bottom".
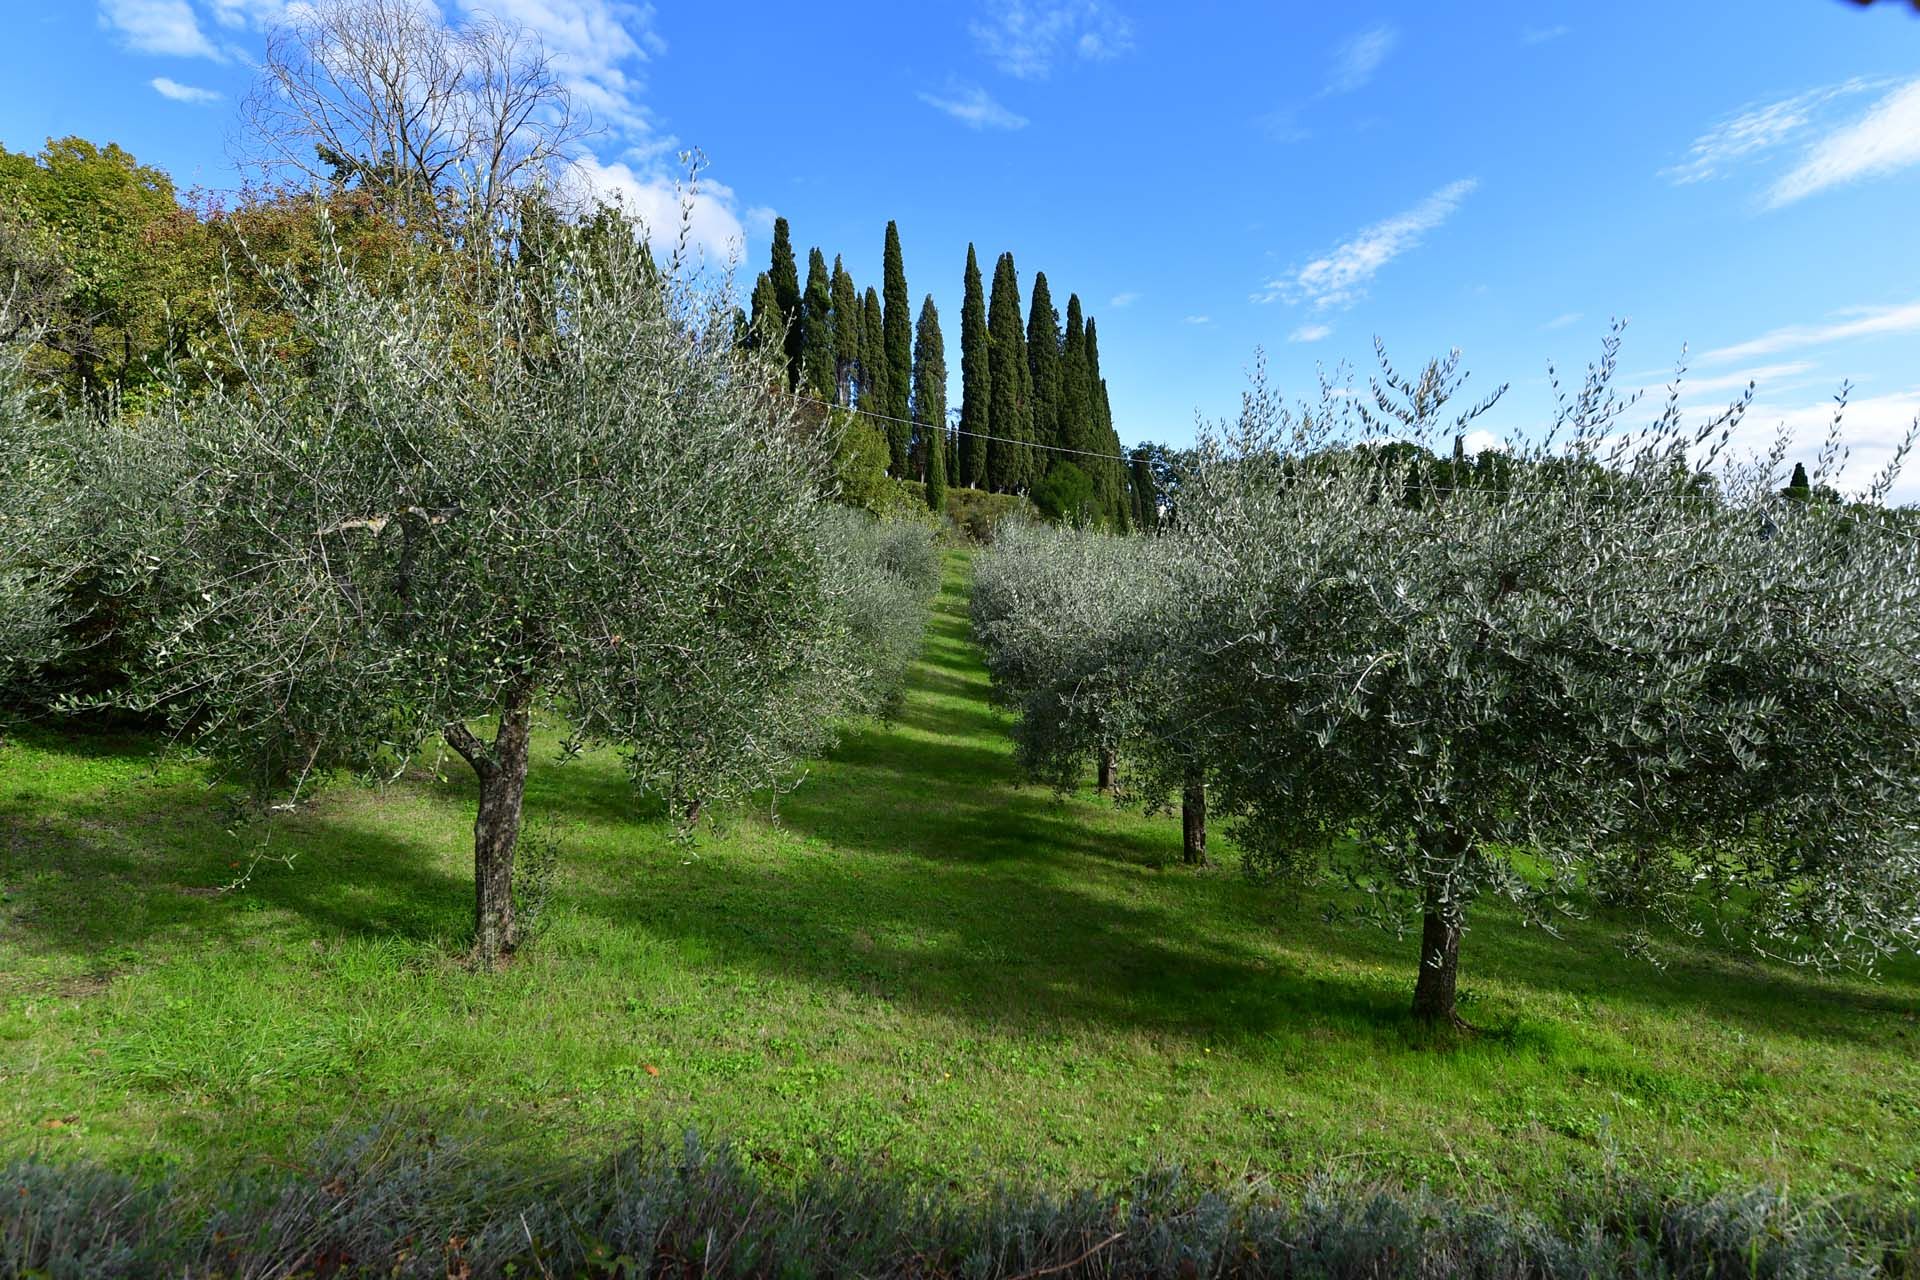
{"left": 1181, "top": 766, "right": 1207, "bottom": 866}
{"left": 1097, "top": 747, "right": 1116, "bottom": 794}
{"left": 444, "top": 688, "right": 533, "bottom": 969}
{"left": 1411, "top": 830, "right": 1469, "bottom": 1025}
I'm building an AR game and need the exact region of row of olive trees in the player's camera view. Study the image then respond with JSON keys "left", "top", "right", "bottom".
{"left": 1, "top": 205, "right": 937, "bottom": 968}
{"left": 974, "top": 338, "right": 1920, "bottom": 1024}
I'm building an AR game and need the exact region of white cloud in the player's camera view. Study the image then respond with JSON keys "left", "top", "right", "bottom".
{"left": 150, "top": 75, "right": 222, "bottom": 102}
{"left": 1183, "top": 314, "right": 1212, "bottom": 325}
{"left": 1666, "top": 361, "right": 1818, "bottom": 396}
{"left": 1661, "top": 76, "right": 1889, "bottom": 186}
{"left": 970, "top": 0, "right": 1133, "bottom": 79}
{"left": 1767, "top": 78, "right": 1920, "bottom": 207}
{"left": 1324, "top": 23, "right": 1396, "bottom": 95}
{"left": 99, "top": 0, "right": 222, "bottom": 58}
{"left": 1256, "top": 178, "right": 1478, "bottom": 309}
{"left": 1701, "top": 301, "right": 1920, "bottom": 363}
{"left": 1108, "top": 291, "right": 1139, "bottom": 308}
{"left": 1520, "top": 24, "right": 1569, "bottom": 45}
{"left": 1543, "top": 311, "right": 1583, "bottom": 331}
{"left": 1704, "top": 386, "right": 1920, "bottom": 503}
{"left": 465, "top": 0, "right": 665, "bottom": 142}
{"left": 565, "top": 154, "right": 747, "bottom": 267}
{"left": 1289, "top": 323, "right": 1332, "bottom": 343}
{"left": 917, "top": 83, "right": 1029, "bottom": 130}
{"left": 1461, "top": 428, "right": 1506, "bottom": 454}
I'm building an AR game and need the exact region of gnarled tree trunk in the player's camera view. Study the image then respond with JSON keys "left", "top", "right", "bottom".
{"left": 1411, "top": 830, "right": 1469, "bottom": 1025}
{"left": 1181, "top": 766, "right": 1207, "bottom": 866}
{"left": 445, "top": 687, "right": 533, "bottom": 969}
{"left": 1097, "top": 746, "right": 1116, "bottom": 794}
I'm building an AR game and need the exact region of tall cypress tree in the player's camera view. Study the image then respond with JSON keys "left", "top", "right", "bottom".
{"left": 859, "top": 286, "right": 888, "bottom": 416}
{"left": 769, "top": 217, "right": 802, "bottom": 390}
{"left": 748, "top": 271, "right": 781, "bottom": 355}
{"left": 1025, "top": 272, "right": 1063, "bottom": 477}
{"left": 914, "top": 295, "right": 948, "bottom": 510}
{"left": 1130, "top": 447, "right": 1157, "bottom": 530}
{"left": 830, "top": 255, "right": 860, "bottom": 406}
{"left": 958, "top": 245, "right": 990, "bottom": 490}
{"left": 881, "top": 221, "right": 913, "bottom": 474}
{"left": 986, "top": 252, "right": 1033, "bottom": 493}
{"left": 1084, "top": 318, "right": 1121, "bottom": 522}
{"left": 800, "top": 247, "right": 835, "bottom": 399}
{"left": 1059, "top": 294, "right": 1092, "bottom": 456}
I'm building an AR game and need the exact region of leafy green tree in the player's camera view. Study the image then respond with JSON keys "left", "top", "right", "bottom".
{"left": 769, "top": 217, "right": 802, "bottom": 389}
{"left": 748, "top": 271, "right": 781, "bottom": 353}
{"left": 1030, "top": 460, "right": 1093, "bottom": 522}
{"left": 1172, "top": 338, "right": 1920, "bottom": 1023}
{"left": 106, "top": 212, "right": 871, "bottom": 967}
{"left": 914, "top": 295, "right": 948, "bottom": 510}
{"left": 859, "top": 286, "right": 887, "bottom": 416}
{"left": 1026, "top": 272, "right": 1063, "bottom": 475}
{"left": 0, "top": 314, "right": 70, "bottom": 692}
{"left": 986, "top": 252, "right": 1033, "bottom": 493}
{"left": 800, "top": 247, "right": 835, "bottom": 399}
{"left": 958, "top": 245, "right": 991, "bottom": 490}
{"left": 830, "top": 255, "right": 860, "bottom": 405}
{"left": 1129, "top": 447, "right": 1157, "bottom": 529}
{"left": 881, "top": 221, "right": 913, "bottom": 473}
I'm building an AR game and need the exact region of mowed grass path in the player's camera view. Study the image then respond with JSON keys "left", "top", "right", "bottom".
{"left": 2, "top": 550, "right": 1918, "bottom": 1203}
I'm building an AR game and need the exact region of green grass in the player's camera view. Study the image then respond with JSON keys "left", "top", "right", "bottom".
{"left": 2, "top": 549, "right": 1917, "bottom": 1206}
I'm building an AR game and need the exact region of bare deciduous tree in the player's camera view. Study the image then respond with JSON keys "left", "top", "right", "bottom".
{"left": 240, "top": 0, "right": 585, "bottom": 237}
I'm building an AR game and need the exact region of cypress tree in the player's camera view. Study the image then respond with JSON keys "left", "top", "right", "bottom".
{"left": 830, "top": 255, "right": 860, "bottom": 406}
{"left": 881, "top": 221, "right": 913, "bottom": 474}
{"left": 748, "top": 271, "right": 781, "bottom": 355}
{"left": 958, "top": 245, "right": 991, "bottom": 490}
{"left": 800, "top": 247, "right": 835, "bottom": 399}
{"left": 859, "top": 286, "right": 888, "bottom": 417}
{"left": 915, "top": 294, "right": 948, "bottom": 511}
{"left": 986, "top": 252, "right": 1032, "bottom": 493}
{"left": 1085, "top": 318, "right": 1122, "bottom": 521}
{"left": 1026, "top": 272, "right": 1063, "bottom": 478}
{"left": 1130, "top": 448, "right": 1156, "bottom": 529}
{"left": 1059, "top": 294, "right": 1092, "bottom": 457}
{"left": 769, "top": 217, "right": 802, "bottom": 390}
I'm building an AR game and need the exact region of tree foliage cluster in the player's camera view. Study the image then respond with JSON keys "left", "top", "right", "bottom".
{"left": 974, "top": 339, "right": 1920, "bottom": 1022}
{"left": 745, "top": 221, "right": 1135, "bottom": 525}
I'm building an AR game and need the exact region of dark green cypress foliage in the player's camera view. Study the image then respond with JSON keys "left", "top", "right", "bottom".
{"left": 958, "top": 245, "right": 991, "bottom": 490}
{"left": 1058, "top": 294, "right": 1092, "bottom": 457}
{"left": 859, "top": 287, "right": 888, "bottom": 416}
{"left": 881, "top": 222, "right": 913, "bottom": 474}
{"left": 748, "top": 271, "right": 781, "bottom": 355}
{"left": 830, "top": 255, "right": 860, "bottom": 406}
{"left": 915, "top": 295, "right": 948, "bottom": 510}
{"left": 1786, "top": 461, "right": 1812, "bottom": 501}
{"left": 1025, "top": 272, "right": 1063, "bottom": 477}
{"left": 986, "top": 252, "right": 1032, "bottom": 492}
{"left": 800, "top": 247, "right": 835, "bottom": 399}
{"left": 1084, "top": 318, "right": 1122, "bottom": 522}
{"left": 769, "top": 217, "right": 802, "bottom": 390}
{"left": 946, "top": 425, "right": 960, "bottom": 487}
{"left": 1130, "top": 447, "right": 1157, "bottom": 529}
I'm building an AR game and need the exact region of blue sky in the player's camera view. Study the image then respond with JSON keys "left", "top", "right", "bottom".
{"left": 6, "top": 1, "right": 1920, "bottom": 495}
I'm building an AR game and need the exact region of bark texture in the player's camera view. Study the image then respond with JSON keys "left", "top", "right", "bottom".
{"left": 1411, "top": 830, "right": 1469, "bottom": 1025}
{"left": 445, "top": 688, "right": 533, "bottom": 969}
{"left": 1097, "top": 747, "right": 1116, "bottom": 794}
{"left": 1181, "top": 767, "right": 1207, "bottom": 865}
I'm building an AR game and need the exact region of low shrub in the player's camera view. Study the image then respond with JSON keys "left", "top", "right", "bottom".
{"left": 5, "top": 1121, "right": 1918, "bottom": 1278}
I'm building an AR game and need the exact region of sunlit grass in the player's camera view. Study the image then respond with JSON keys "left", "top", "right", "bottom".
{"left": 1, "top": 549, "right": 1916, "bottom": 1203}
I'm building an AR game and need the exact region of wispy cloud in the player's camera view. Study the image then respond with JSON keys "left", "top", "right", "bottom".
{"left": 1542, "top": 311, "right": 1583, "bottom": 331}
{"left": 1704, "top": 385, "right": 1920, "bottom": 504}
{"left": 1767, "top": 78, "right": 1920, "bottom": 207}
{"left": 1289, "top": 323, "right": 1333, "bottom": 343}
{"left": 1702, "top": 301, "right": 1920, "bottom": 363}
{"left": 1662, "top": 76, "right": 1890, "bottom": 186}
{"left": 150, "top": 75, "right": 221, "bottom": 103}
{"left": 1520, "top": 24, "right": 1569, "bottom": 45}
{"left": 99, "top": 0, "right": 222, "bottom": 59}
{"left": 1256, "top": 178, "right": 1478, "bottom": 309}
{"left": 1183, "top": 314, "right": 1212, "bottom": 325}
{"left": 566, "top": 153, "right": 747, "bottom": 265}
{"left": 970, "top": 0, "right": 1133, "bottom": 80}
{"left": 472, "top": 0, "right": 667, "bottom": 141}
{"left": 1108, "top": 291, "right": 1139, "bottom": 308}
{"left": 917, "top": 82, "right": 1029, "bottom": 130}
{"left": 1662, "top": 361, "right": 1818, "bottom": 396}
{"left": 1324, "top": 23, "right": 1396, "bottom": 95}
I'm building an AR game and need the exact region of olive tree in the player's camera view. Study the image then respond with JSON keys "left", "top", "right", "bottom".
{"left": 0, "top": 310, "right": 67, "bottom": 692}
{"left": 1171, "top": 338, "right": 1920, "bottom": 1023}
{"left": 106, "top": 209, "right": 865, "bottom": 966}
{"left": 972, "top": 521, "right": 1211, "bottom": 862}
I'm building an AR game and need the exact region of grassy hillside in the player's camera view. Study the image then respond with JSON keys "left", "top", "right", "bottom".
{"left": 1, "top": 550, "right": 1916, "bottom": 1203}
